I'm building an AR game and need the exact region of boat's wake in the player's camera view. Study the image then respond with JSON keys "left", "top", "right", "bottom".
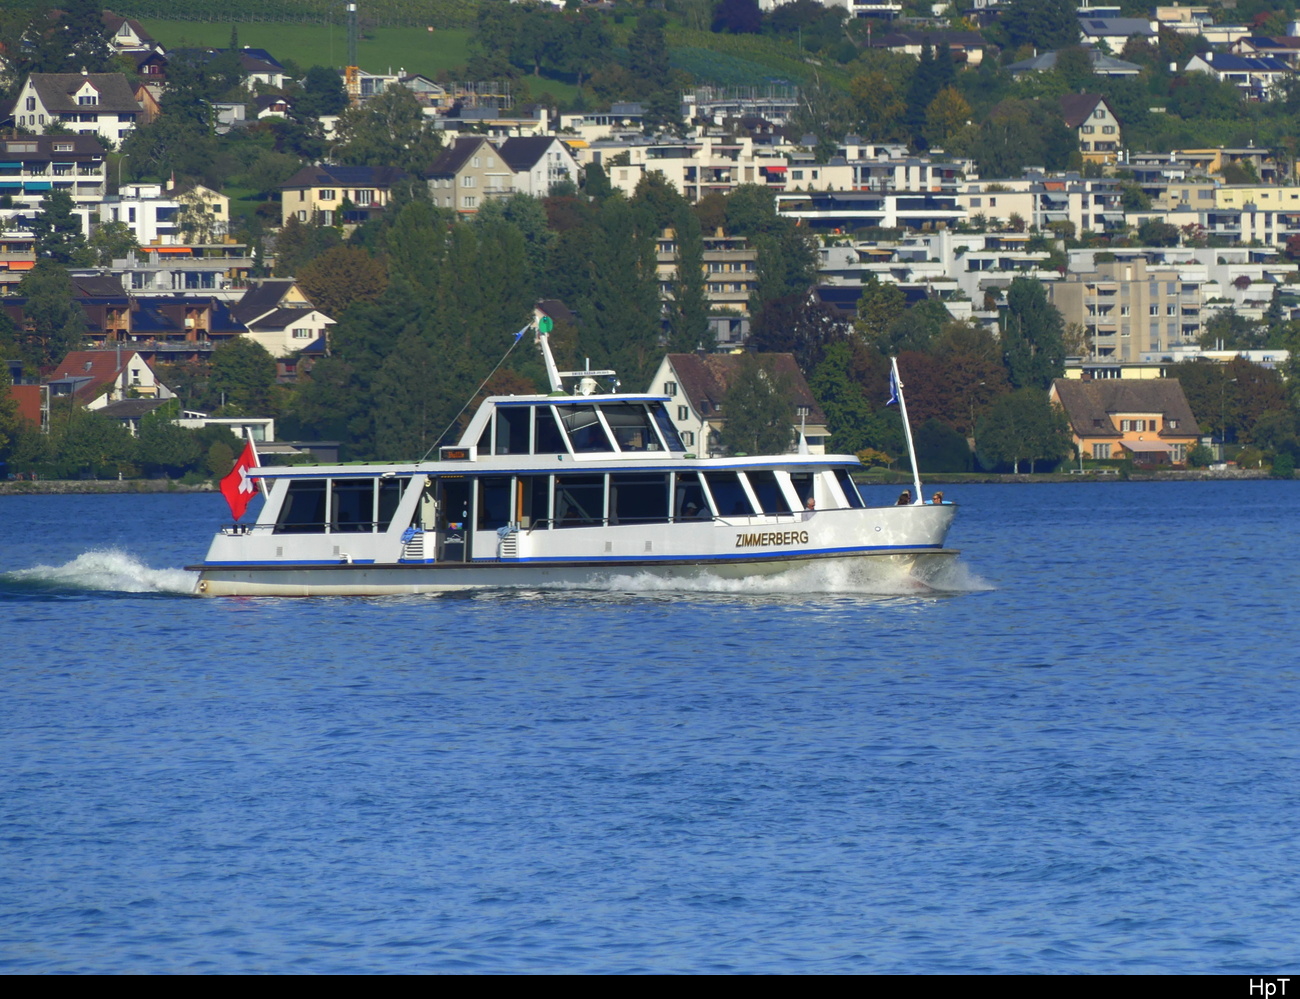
{"left": 1, "top": 549, "right": 197, "bottom": 599}
{"left": 585, "top": 555, "right": 991, "bottom": 598}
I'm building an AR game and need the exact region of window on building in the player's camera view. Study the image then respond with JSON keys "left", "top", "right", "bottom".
{"left": 354, "top": 190, "right": 373, "bottom": 205}
{"left": 1095, "top": 444, "right": 1111, "bottom": 459}
{"left": 293, "top": 328, "right": 312, "bottom": 339}
{"left": 319, "top": 189, "right": 335, "bottom": 200}
{"left": 663, "top": 381, "right": 677, "bottom": 395}
{"left": 25, "top": 97, "right": 35, "bottom": 111}
{"left": 78, "top": 95, "right": 98, "bottom": 106}
{"left": 677, "top": 405, "right": 689, "bottom": 421}
{"left": 462, "top": 196, "right": 476, "bottom": 208}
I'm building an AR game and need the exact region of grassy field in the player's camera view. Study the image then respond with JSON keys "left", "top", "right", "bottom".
{"left": 141, "top": 20, "right": 473, "bottom": 78}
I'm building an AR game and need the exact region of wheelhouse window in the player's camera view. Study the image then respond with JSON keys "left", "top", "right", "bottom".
{"left": 535, "top": 406, "right": 567, "bottom": 454}
{"left": 556, "top": 405, "right": 613, "bottom": 453}
{"left": 609, "top": 473, "right": 669, "bottom": 524}
{"left": 789, "top": 472, "right": 814, "bottom": 509}
{"left": 652, "top": 403, "right": 685, "bottom": 452}
{"left": 495, "top": 406, "right": 531, "bottom": 455}
{"left": 601, "top": 403, "right": 661, "bottom": 451}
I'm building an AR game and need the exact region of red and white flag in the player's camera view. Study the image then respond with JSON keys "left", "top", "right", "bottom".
{"left": 219, "top": 441, "right": 260, "bottom": 521}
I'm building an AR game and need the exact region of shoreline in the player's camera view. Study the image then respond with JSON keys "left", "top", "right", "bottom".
{"left": 0, "top": 469, "right": 1281, "bottom": 496}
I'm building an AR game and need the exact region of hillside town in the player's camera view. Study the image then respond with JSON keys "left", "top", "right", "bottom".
{"left": 2, "top": 0, "right": 1300, "bottom": 482}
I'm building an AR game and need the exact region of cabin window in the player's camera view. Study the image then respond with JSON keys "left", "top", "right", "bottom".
{"left": 602, "top": 403, "right": 660, "bottom": 452}
{"left": 477, "top": 476, "right": 513, "bottom": 531}
{"left": 522, "top": 475, "right": 550, "bottom": 529}
{"left": 834, "top": 468, "right": 865, "bottom": 508}
{"left": 789, "top": 472, "right": 814, "bottom": 508}
{"left": 377, "top": 479, "right": 403, "bottom": 530}
{"left": 535, "top": 406, "right": 567, "bottom": 454}
{"left": 652, "top": 403, "right": 685, "bottom": 452}
{"left": 275, "top": 480, "right": 327, "bottom": 533}
{"left": 332, "top": 478, "right": 375, "bottom": 532}
{"left": 554, "top": 474, "right": 605, "bottom": 527}
{"left": 556, "top": 405, "right": 614, "bottom": 453}
{"left": 495, "top": 406, "right": 531, "bottom": 455}
{"left": 673, "top": 472, "right": 709, "bottom": 520}
{"left": 609, "top": 473, "right": 669, "bottom": 524}
{"left": 746, "top": 470, "right": 792, "bottom": 514}
{"left": 704, "top": 471, "right": 755, "bottom": 516}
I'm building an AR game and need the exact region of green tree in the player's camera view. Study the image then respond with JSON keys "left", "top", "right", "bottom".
{"left": 854, "top": 276, "right": 907, "bottom": 350}
{"left": 32, "top": 190, "right": 92, "bottom": 265}
{"left": 1001, "top": 0, "right": 1080, "bottom": 51}
{"left": 717, "top": 354, "right": 795, "bottom": 455}
{"left": 976, "top": 388, "right": 1071, "bottom": 473}
{"left": 332, "top": 88, "right": 441, "bottom": 176}
{"left": 87, "top": 220, "right": 138, "bottom": 266}
{"left": 136, "top": 403, "right": 201, "bottom": 477}
{"left": 296, "top": 65, "right": 349, "bottom": 119}
{"left": 0, "top": 364, "right": 20, "bottom": 462}
{"left": 628, "top": 11, "right": 671, "bottom": 92}
{"left": 55, "top": 407, "right": 135, "bottom": 478}
{"left": 273, "top": 216, "right": 342, "bottom": 277}
{"left": 963, "top": 99, "right": 1074, "bottom": 178}
{"left": 297, "top": 246, "right": 388, "bottom": 319}
{"left": 19, "top": 261, "right": 85, "bottom": 366}
{"left": 1002, "top": 276, "right": 1066, "bottom": 390}
{"left": 210, "top": 337, "right": 278, "bottom": 416}
{"left": 912, "top": 417, "right": 973, "bottom": 473}
{"left": 808, "top": 341, "right": 875, "bottom": 454}
{"left": 666, "top": 204, "right": 711, "bottom": 353}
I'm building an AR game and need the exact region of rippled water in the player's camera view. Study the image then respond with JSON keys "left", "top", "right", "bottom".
{"left": 1, "top": 483, "right": 1297, "bottom": 973}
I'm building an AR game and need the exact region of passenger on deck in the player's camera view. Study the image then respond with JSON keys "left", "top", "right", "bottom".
{"left": 931, "top": 491, "right": 944, "bottom": 505}
{"left": 896, "top": 490, "right": 911, "bottom": 505}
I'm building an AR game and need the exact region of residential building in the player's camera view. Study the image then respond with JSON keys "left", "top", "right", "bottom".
{"left": 280, "top": 164, "right": 407, "bottom": 227}
{"left": 583, "top": 134, "right": 789, "bottom": 203}
{"left": 647, "top": 352, "right": 830, "bottom": 456}
{"left": 101, "top": 182, "right": 229, "bottom": 246}
{"left": 1006, "top": 47, "right": 1142, "bottom": 77}
{"left": 1060, "top": 94, "right": 1122, "bottom": 164}
{"left": 864, "top": 30, "right": 995, "bottom": 65}
{"left": 777, "top": 188, "right": 965, "bottom": 232}
{"left": 0, "top": 134, "right": 105, "bottom": 282}
{"left": 13, "top": 72, "right": 142, "bottom": 143}
{"left": 1185, "top": 51, "right": 1291, "bottom": 101}
{"left": 496, "top": 136, "right": 581, "bottom": 197}
{"left": 232, "top": 280, "right": 334, "bottom": 359}
{"left": 425, "top": 136, "right": 513, "bottom": 213}
{"left": 1048, "top": 258, "right": 1205, "bottom": 361}
{"left": 1077, "top": 17, "right": 1156, "bottom": 50}
{"left": 655, "top": 228, "right": 759, "bottom": 336}
{"left": 960, "top": 174, "right": 1125, "bottom": 235}
{"left": 101, "top": 12, "right": 159, "bottom": 53}
{"left": 1050, "top": 377, "right": 1200, "bottom": 464}
{"left": 109, "top": 243, "right": 254, "bottom": 295}
{"left": 44, "top": 349, "right": 173, "bottom": 410}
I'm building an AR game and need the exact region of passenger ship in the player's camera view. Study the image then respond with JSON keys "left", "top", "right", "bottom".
{"left": 190, "top": 326, "right": 956, "bottom": 596}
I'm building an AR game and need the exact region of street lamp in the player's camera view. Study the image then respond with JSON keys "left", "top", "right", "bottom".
{"left": 117, "top": 153, "right": 130, "bottom": 193}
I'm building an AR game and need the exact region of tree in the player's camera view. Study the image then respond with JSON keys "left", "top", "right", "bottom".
{"left": 1001, "top": 0, "right": 1080, "bottom": 52}
{"left": 297, "top": 246, "right": 389, "bottom": 320}
{"left": 0, "top": 364, "right": 20, "bottom": 462}
{"left": 912, "top": 417, "right": 973, "bottom": 473}
{"left": 210, "top": 337, "right": 278, "bottom": 416}
{"left": 925, "top": 87, "right": 972, "bottom": 148}
{"left": 296, "top": 65, "right": 349, "bottom": 119}
{"left": 749, "top": 294, "right": 851, "bottom": 373}
{"left": 1137, "top": 218, "right": 1181, "bottom": 247}
{"left": 1198, "top": 308, "right": 1266, "bottom": 350}
{"left": 55, "top": 407, "right": 135, "bottom": 478}
{"left": 32, "top": 191, "right": 91, "bottom": 265}
{"left": 87, "top": 220, "right": 137, "bottom": 267}
{"left": 854, "top": 276, "right": 907, "bottom": 350}
{"left": 628, "top": 11, "right": 671, "bottom": 92}
{"left": 808, "top": 341, "right": 877, "bottom": 454}
{"left": 19, "top": 261, "right": 85, "bottom": 366}
{"left": 332, "top": 88, "right": 441, "bottom": 176}
{"left": 976, "top": 388, "right": 1071, "bottom": 473}
{"left": 273, "top": 217, "right": 342, "bottom": 277}
{"left": 712, "top": 0, "right": 762, "bottom": 33}
{"left": 964, "top": 99, "right": 1074, "bottom": 178}
{"left": 666, "top": 204, "right": 711, "bottom": 353}
{"left": 849, "top": 71, "right": 907, "bottom": 142}
{"left": 1002, "top": 276, "right": 1066, "bottom": 390}
{"left": 136, "top": 404, "right": 201, "bottom": 477}
{"left": 717, "top": 354, "right": 795, "bottom": 455}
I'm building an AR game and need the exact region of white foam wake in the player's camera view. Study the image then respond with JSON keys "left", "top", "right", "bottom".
{"left": 591, "top": 556, "right": 992, "bottom": 597}
{"left": 6, "top": 548, "right": 198, "bottom": 595}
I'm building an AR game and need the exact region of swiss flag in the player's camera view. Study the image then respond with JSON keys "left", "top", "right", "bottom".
{"left": 219, "top": 441, "right": 260, "bottom": 521}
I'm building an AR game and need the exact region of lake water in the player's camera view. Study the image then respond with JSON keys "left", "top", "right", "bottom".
{"left": 1, "top": 482, "right": 1297, "bottom": 973}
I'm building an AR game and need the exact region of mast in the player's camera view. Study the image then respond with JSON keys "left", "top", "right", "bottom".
{"left": 890, "top": 356, "right": 924, "bottom": 505}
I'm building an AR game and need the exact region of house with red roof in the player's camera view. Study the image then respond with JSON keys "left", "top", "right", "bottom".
{"left": 45, "top": 349, "right": 173, "bottom": 411}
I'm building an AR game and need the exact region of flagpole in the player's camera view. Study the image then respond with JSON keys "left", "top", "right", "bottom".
{"left": 891, "top": 357, "right": 924, "bottom": 505}
{"left": 243, "top": 423, "right": 269, "bottom": 499}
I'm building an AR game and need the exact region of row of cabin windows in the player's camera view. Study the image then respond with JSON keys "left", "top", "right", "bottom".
{"left": 481, "top": 402, "right": 684, "bottom": 456}
{"left": 470, "top": 468, "right": 863, "bottom": 531}
{"left": 274, "top": 478, "right": 404, "bottom": 534}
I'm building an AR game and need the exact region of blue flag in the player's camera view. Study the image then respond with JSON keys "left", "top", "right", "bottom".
{"left": 886, "top": 368, "right": 900, "bottom": 407}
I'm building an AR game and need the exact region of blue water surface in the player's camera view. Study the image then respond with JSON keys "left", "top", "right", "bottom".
{"left": 1, "top": 482, "right": 1297, "bottom": 973}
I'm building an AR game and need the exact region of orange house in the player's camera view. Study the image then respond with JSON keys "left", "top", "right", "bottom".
{"left": 1050, "top": 378, "right": 1201, "bottom": 465}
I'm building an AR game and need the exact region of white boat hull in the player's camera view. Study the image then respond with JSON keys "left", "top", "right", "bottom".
{"left": 193, "top": 546, "right": 958, "bottom": 597}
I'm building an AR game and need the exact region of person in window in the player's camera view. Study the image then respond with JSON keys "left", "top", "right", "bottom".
{"left": 930, "top": 491, "right": 944, "bottom": 505}
{"left": 896, "top": 490, "right": 911, "bottom": 505}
